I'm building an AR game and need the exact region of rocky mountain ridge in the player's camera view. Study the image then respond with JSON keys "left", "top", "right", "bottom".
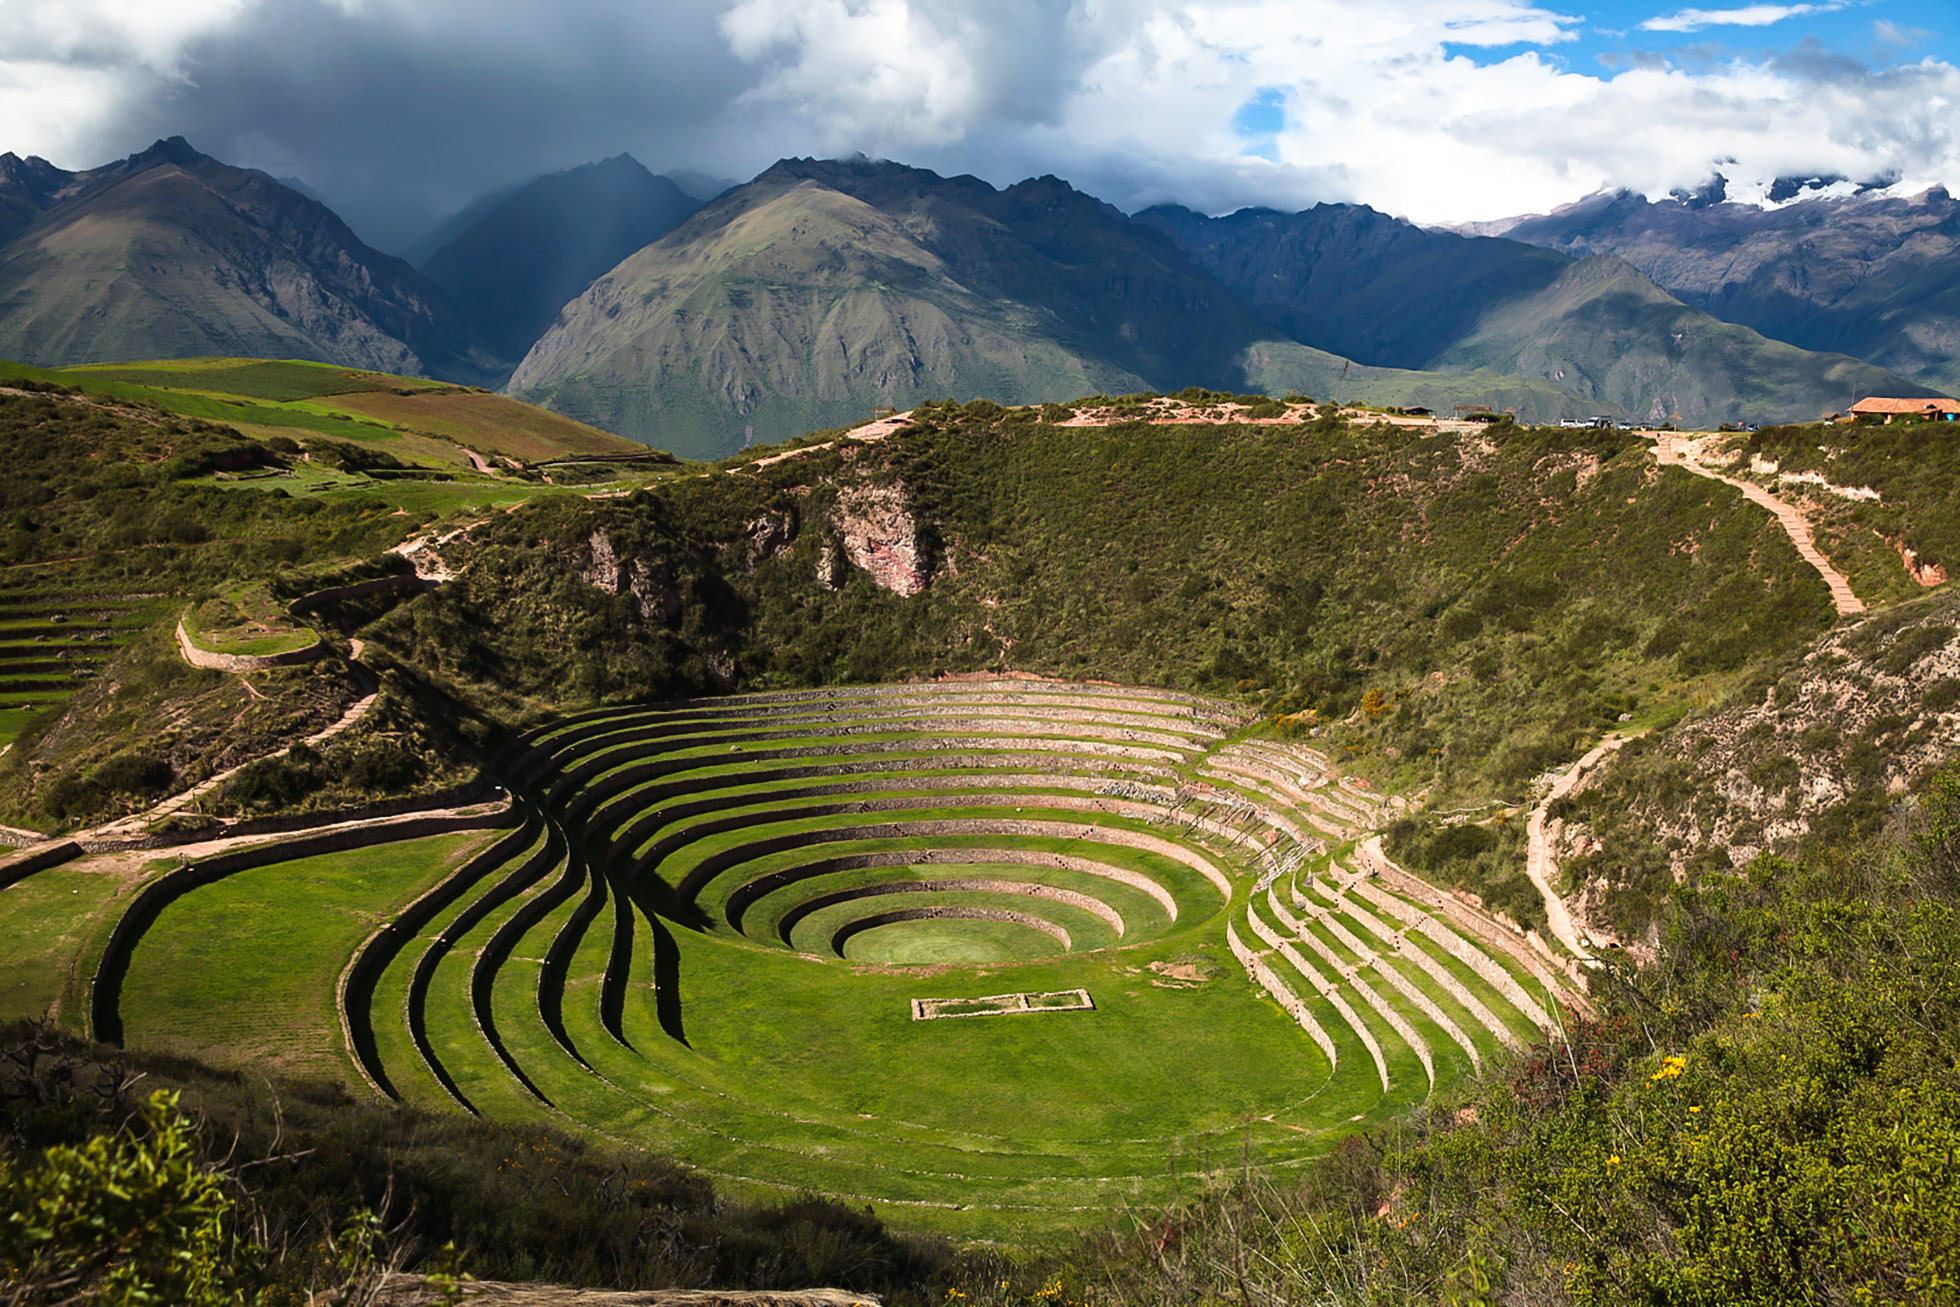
{"left": 0, "top": 138, "right": 498, "bottom": 381}
{"left": 1485, "top": 185, "right": 1960, "bottom": 391}
{"left": 417, "top": 154, "right": 701, "bottom": 359}
{"left": 1142, "top": 201, "right": 1936, "bottom": 428}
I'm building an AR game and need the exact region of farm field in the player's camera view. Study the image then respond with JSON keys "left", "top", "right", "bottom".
{"left": 114, "top": 832, "right": 496, "bottom": 1080}
{"left": 36, "top": 678, "right": 1590, "bottom": 1242}
{"left": 2, "top": 357, "right": 675, "bottom": 482}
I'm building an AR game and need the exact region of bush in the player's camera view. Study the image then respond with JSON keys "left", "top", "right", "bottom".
{"left": 0, "top": 1091, "right": 247, "bottom": 1306}
{"left": 92, "top": 748, "right": 172, "bottom": 797}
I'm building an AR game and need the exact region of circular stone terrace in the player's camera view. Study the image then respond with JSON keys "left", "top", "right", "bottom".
{"left": 77, "top": 678, "right": 1589, "bottom": 1240}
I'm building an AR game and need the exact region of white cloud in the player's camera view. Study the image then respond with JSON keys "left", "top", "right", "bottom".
{"left": 718, "top": 0, "right": 1092, "bottom": 151}
{"left": 0, "top": 0, "right": 260, "bottom": 165}
{"left": 3, "top": 0, "right": 1958, "bottom": 228}
{"left": 718, "top": 0, "right": 1960, "bottom": 222}
{"left": 1641, "top": 4, "right": 1844, "bottom": 35}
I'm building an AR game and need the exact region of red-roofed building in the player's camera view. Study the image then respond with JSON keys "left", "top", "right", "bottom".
{"left": 1849, "top": 396, "right": 1960, "bottom": 423}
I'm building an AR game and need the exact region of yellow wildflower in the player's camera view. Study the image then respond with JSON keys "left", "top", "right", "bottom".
{"left": 1650, "top": 1055, "right": 1687, "bottom": 1082}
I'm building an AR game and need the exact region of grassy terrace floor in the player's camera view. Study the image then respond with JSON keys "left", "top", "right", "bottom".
{"left": 26, "top": 679, "right": 1585, "bottom": 1243}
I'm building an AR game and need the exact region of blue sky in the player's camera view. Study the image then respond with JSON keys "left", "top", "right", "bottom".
{"left": 1447, "top": 1, "right": 1958, "bottom": 75}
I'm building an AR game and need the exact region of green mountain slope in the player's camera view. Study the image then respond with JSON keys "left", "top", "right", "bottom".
{"left": 1433, "top": 255, "right": 1923, "bottom": 425}
{"left": 0, "top": 138, "right": 500, "bottom": 383}
{"left": 510, "top": 177, "right": 1145, "bottom": 456}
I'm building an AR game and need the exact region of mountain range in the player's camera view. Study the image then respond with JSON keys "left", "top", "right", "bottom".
{"left": 1135, "top": 203, "right": 1916, "bottom": 430}
{"left": 0, "top": 138, "right": 496, "bottom": 383}
{"left": 1476, "top": 183, "right": 1960, "bottom": 393}
{"left": 0, "top": 138, "right": 1952, "bottom": 457}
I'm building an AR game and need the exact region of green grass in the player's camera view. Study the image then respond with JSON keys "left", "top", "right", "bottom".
{"left": 0, "top": 862, "right": 137, "bottom": 1021}
{"left": 62, "top": 359, "right": 406, "bottom": 402}
{"left": 181, "top": 583, "right": 320, "bottom": 657}
{"left": 64, "top": 682, "right": 1576, "bottom": 1243}
{"left": 116, "top": 833, "right": 494, "bottom": 1080}
{"left": 839, "top": 915, "right": 1066, "bottom": 963}
{"left": 44, "top": 357, "right": 650, "bottom": 468}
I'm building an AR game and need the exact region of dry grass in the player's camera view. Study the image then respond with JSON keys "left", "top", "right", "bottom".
{"left": 324, "top": 391, "right": 643, "bottom": 462}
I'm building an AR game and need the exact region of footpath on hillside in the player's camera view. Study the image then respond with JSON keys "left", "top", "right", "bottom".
{"left": 1524, "top": 734, "right": 1641, "bottom": 965}
{"left": 1652, "top": 434, "right": 1866, "bottom": 616}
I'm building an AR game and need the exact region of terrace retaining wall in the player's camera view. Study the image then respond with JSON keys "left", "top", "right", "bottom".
{"left": 175, "top": 618, "right": 325, "bottom": 672}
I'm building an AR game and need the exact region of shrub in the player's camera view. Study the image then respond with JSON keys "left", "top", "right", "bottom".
{"left": 0, "top": 1091, "right": 247, "bottom": 1306}
{"left": 92, "top": 748, "right": 173, "bottom": 798}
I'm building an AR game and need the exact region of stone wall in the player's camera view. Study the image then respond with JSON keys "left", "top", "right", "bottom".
{"left": 175, "top": 618, "right": 324, "bottom": 672}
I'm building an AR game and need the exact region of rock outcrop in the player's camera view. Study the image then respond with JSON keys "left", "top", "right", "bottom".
{"left": 741, "top": 507, "right": 798, "bottom": 568}
{"left": 833, "top": 482, "right": 928, "bottom": 597}
{"left": 581, "top": 529, "right": 682, "bottom": 624}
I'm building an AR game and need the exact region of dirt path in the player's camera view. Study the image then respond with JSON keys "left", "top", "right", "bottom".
{"left": 742, "top": 411, "right": 917, "bottom": 471}
{"left": 1653, "top": 434, "right": 1866, "bottom": 616}
{"left": 1525, "top": 735, "right": 1636, "bottom": 959}
{"left": 89, "top": 641, "right": 378, "bottom": 839}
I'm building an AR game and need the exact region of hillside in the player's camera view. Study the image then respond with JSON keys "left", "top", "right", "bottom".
{"left": 511, "top": 176, "right": 1141, "bottom": 456}
{"left": 0, "top": 372, "right": 684, "bottom": 830}
{"left": 1495, "top": 185, "right": 1960, "bottom": 389}
{"left": 1137, "top": 202, "right": 1573, "bottom": 368}
{"left": 418, "top": 154, "right": 701, "bottom": 359}
{"left": 380, "top": 405, "right": 1830, "bottom": 798}
{"left": 509, "top": 159, "right": 1592, "bottom": 457}
{"left": 0, "top": 138, "right": 501, "bottom": 383}
{"left": 508, "top": 159, "right": 1280, "bottom": 456}
{"left": 1429, "top": 255, "right": 1922, "bottom": 426}
{"left": 1145, "top": 203, "right": 1931, "bottom": 425}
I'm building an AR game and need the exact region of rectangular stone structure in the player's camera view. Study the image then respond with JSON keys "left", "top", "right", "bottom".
{"left": 910, "top": 988, "right": 1095, "bottom": 1021}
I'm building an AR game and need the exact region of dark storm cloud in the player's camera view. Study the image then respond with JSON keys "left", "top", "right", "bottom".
{"left": 88, "top": 0, "right": 779, "bottom": 250}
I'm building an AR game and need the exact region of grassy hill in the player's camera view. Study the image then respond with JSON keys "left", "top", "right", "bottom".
{"left": 381, "top": 404, "right": 1831, "bottom": 810}
{"left": 0, "top": 365, "right": 689, "bottom": 830}
{"left": 4, "top": 384, "right": 1960, "bottom": 1296}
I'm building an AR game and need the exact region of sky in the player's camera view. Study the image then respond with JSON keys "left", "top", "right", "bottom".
{"left": 2, "top": 0, "right": 1958, "bottom": 249}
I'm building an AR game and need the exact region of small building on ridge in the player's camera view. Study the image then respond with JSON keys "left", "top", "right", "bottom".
{"left": 1848, "top": 396, "right": 1960, "bottom": 423}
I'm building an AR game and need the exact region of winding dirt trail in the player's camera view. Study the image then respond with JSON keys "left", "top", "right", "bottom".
{"left": 93, "top": 630, "right": 379, "bottom": 844}
{"left": 1653, "top": 434, "right": 1865, "bottom": 616}
{"left": 1525, "top": 734, "right": 1635, "bottom": 960}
